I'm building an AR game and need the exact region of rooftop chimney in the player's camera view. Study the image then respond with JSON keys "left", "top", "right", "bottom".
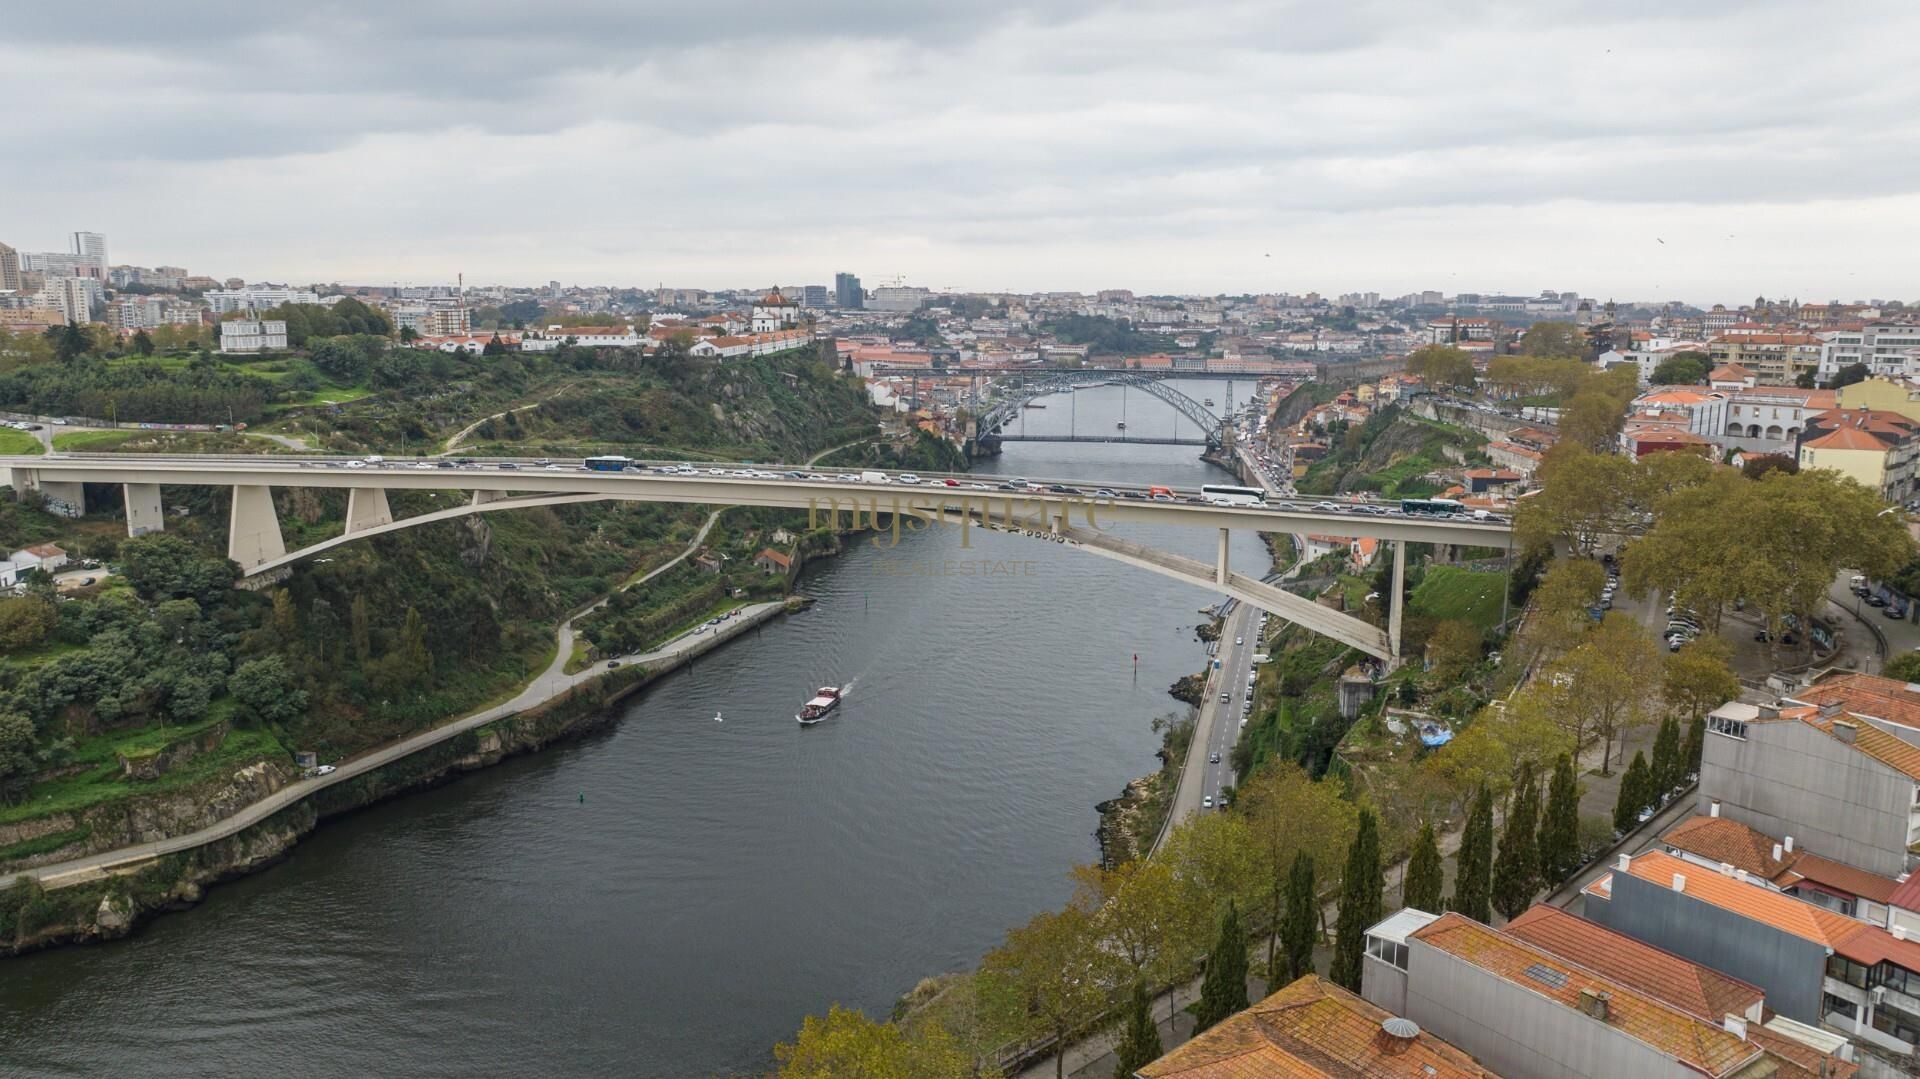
{"left": 1772, "top": 843, "right": 1784, "bottom": 863}
{"left": 1735, "top": 869, "right": 1750, "bottom": 884}
{"left": 1785, "top": 835, "right": 1795, "bottom": 853}
{"left": 1617, "top": 853, "right": 1632, "bottom": 871}
{"left": 1821, "top": 700, "right": 1845, "bottom": 718}
{"left": 1724, "top": 1015, "right": 1748, "bottom": 1039}
{"left": 1672, "top": 873, "right": 1687, "bottom": 893}
{"left": 1895, "top": 926, "right": 1909, "bottom": 942}
{"left": 1833, "top": 720, "right": 1858, "bottom": 744}
{"left": 1710, "top": 800, "right": 1722, "bottom": 818}
{"left": 1578, "top": 988, "right": 1612, "bottom": 1022}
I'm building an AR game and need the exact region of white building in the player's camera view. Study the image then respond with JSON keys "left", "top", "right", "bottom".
{"left": 389, "top": 303, "right": 470, "bottom": 337}
{"left": 219, "top": 319, "right": 288, "bottom": 353}
{"left": 1818, "top": 324, "right": 1920, "bottom": 382}
{"left": 38, "top": 276, "right": 100, "bottom": 323}
{"left": 867, "top": 286, "right": 931, "bottom": 313}
{"left": 70, "top": 231, "right": 107, "bottom": 269}
{"left": 10, "top": 544, "right": 67, "bottom": 574}
{"left": 204, "top": 286, "right": 319, "bottom": 315}
{"left": 749, "top": 288, "right": 801, "bottom": 333}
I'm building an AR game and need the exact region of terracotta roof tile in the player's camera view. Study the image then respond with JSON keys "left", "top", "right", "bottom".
{"left": 1802, "top": 425, "right": 1890, "bottom": 451}
{"left": 1795, "top": 671, "right": 1920, "bottom": 732}
{"left": 1501, "top": 904, "right": 1763, "bottom": 1024}
{"left": 1661, "top": 815, "right": 1800, "bottom": 883}
{"left": 1138, "top": 975, "right": 1495, "bottom": 1078}
{"left": 1410, "top": 913, "right": 1762, "bottom": 1077}
{"left": 1744, "top": 1024, "right": 1859, "bottom": 1079}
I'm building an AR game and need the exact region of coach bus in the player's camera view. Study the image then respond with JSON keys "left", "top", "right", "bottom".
{"left": 1200, "top": 484, "right": 1268, "bottom": 507}
{"left": 1400, "top": 497, "right": 1466, "bottom": 517}
{"left": 583, "top": 455, "right": 634, "bottom": 472}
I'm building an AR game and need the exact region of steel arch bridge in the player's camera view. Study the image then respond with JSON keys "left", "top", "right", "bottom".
{"left": 972, "top": 374, "right": 1226, "bottom": 453}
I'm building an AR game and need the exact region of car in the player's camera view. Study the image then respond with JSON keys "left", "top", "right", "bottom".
{"left": 942, "top": 478, "right": 960, "bottom": 487}
{"left": 1220, "top": 692, "right": 1230, "bottom": 703}
{"left": 1151, "top": 493, "right": 1175, "bottom": 502}
{"left": 346, "top": 459, "right": 366, "bottom": 469}
{"left": 51, "top": 418, "right": 67, "bottom": 425}
{"left": 1869, "top": 595, "right": 1889, "bottom": 607}
{"left": 1202, "top": 796, "right": 1214, "bottom": 809}
{"left": 1886, "top": 606, "right": 1907, "bottom": 620}
{"left": 784, "top": 471, "right": 805, "bottom": 479}
{"left": 1094, "top": 489, "right": 1116, "bottom": 498}
{"left": 536, "top": 459, "right": 552, "bottom": 467}
{"left": 898, "top": 473, "right": 922, "bottom": 484}
{"left": 1313, "top": 501, "right": 1338, "bottom": 511}
{"left": 413, "top": 461, "right": 434, "bottom": 470}
{"left": 707, "top": 468, "right": 726, "bottom": 475}
{"left": 968, "top": 482, "right": 990, "bottom": 490}
{"left": 997, "top": 482, "right": 1021, "bottom": 491}
{"left": 545, "top": 464, "right": 564, "bottom": 471}
{"left": 314, "top": 764, "right": 336, "bottom": 776}
{"left": 1120, "top": 490, "right": 1145, "bottom": 499}
{"left": 607, "top": 660, "right": 621, "bottom": 668}
{"left": 79, "top": 576, "right": 96, "bottom": 585}
{"left": 1053, "top": 485, "right": 1084, "bottom": 495}
{"left": 365, "top": 455, "right": 384, "bottom": 464}
{"left": 1234, "top": 636, "right": 1244, "bottom": 645}
{"left": 437, "top": 460, "right": 455, "bottom": 468}
{"left": 1209, "top": 752, "right": 1220, "bottom": 764}
{"left": 498, "top": 461, "right": 519, "bottom": 470}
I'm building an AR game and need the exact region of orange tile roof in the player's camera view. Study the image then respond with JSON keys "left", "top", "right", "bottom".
{"left": 1744, "top": 1024, "right": 1859, "bottom": 1079}
{"left": 1138, "top": 975, "right": 1496, "bottom": 1078}
{"left": 1501, "top": 904, "right": 1764, "bottom": 1024}
{"left": 1802, "top": 425, "right": 1890, "bottom": 451}
{"left": 1789, "top": 851, "right": 1899, "bottom": 905}
{"left": 1613, "top": 852, "right": 1920, "bottom": 970}
{"left": 1410, "top": 914, "right": 1761, "bottom": 1076}
{"left": 1661, "top": 815, "right": 1799, "bottom": 882}
{"left": 1796, "top": 707, "right": 1920, "bottom": 781}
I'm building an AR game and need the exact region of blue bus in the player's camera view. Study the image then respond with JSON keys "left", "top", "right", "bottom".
{"left": 1400, "top": 498, "right": 1465, "bottom": 517}
{"left": 584, "top": 455, "right": 634, "bottom": 472}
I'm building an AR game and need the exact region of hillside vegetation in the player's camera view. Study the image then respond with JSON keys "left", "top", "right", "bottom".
{"left": 1295, "top": 405, "right": 1486, "bottom": 498}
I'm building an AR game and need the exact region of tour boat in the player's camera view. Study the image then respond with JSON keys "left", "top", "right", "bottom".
{"left": 1116, "top": 421, "right": 1127, "bottom": 429}
{"left": 797, "top": 687, "right": 842, "bottom": 725}
{"left": 1023, "top": 402, "right": 1047, "bottom": 409}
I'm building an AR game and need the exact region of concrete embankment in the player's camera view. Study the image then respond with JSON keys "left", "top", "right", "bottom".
{"left": 0, "top": 597, "right": 803, "bottom": 957}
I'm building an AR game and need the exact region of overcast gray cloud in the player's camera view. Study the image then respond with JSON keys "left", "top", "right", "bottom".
{"left": 5, "top": 0, "right": 1917, "bottom": 302}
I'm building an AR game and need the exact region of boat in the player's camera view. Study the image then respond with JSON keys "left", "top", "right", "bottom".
{"left": 1204, "top": 398, "right": 1216, "bottom": 406}
{"left": 1023, "top": 402, "right": 1047, "bottom": 409}
{"left": 797, "top": 687, "right": 842, "bottom": 725}
{"left": 1116, "top": 421, "right": 1127, "bottom": 430}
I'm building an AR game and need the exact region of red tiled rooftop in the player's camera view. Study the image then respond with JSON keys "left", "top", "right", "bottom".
{"left": 1502, "top": 904, "right": 1764, "bottom": 1024}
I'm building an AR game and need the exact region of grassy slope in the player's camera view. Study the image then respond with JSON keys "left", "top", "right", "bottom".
{"left": 1410, "top": 566, "right": 1506, "bottom": 630}
{"left": 0, "top": 428, "right": 42, "bottom": 456}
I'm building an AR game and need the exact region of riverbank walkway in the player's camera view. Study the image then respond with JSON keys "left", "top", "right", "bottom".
{"left": 21, "top": 510, "right": 778, "bottom": 890}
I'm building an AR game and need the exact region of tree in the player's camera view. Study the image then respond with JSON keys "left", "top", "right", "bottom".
{"left": 1649, "top": 716, "right": 1683, "bottom": 801}
{"left": 131, "top": 329, "right": 155, "bottom": 356}
{"left": 1422, "top": 689, "right": 1571, "bottom": 802}
{"left": 1559, "top": 388, "right": 1632, "bottom": 453}
{"left": 772, "top": 1005, "right": 979, "bottom": 1079}
{"left": 229, "top": 655, "right": 308, "bottom": 725}
{"left": 1072, "top": 857, "right": 1203, "bottom": 1026}
{"left": 1685, "top": 716, "right": 1706, "bottom": 777}
{"left": 1538, "top": 754, "right": 1581, "bottom": 884}
{"left": 1194, "top": 901, "right": 1250, "bottom": 1032}
{"left": 978, "top": 905, "right": 1110, "bottom": 1079}
{"left": 1830, "top": 362, "right": 1869, "bottom": 389}
{"left": 1238, "top": 764, "right": 1357, "bottom": 979}
{"left": 1402, "top": 820, "right": 1443, "bottom": 912}
{"left": 1425, "top": 620, "right": 1483, "bottom": 684}
{"left": 1519, "top": 321, "right": 1585, "bottom": 360}
{"left": 1514, "top": 447, "right": 1635, "bottom": 558}
{"left": 1491, "top": 763, "right": 1541, "bottom": 920}
{"left": 1649, "top": 353, "right": 1709, "bottom": 385}
{"left": 0, "top": 595, "right": 56, "bottom": 651}
{"left": 1547, "top": 612, "right": 1657, "bottom": 774}
{"left": 1279, "top": 852, "right": 1317, "bottom": 983}
{"left": 1111, "top": 981, "right": 1161, "bottom": 1079}
{"left": 46, "top": 322, "right": 91, "bottom": 362}
{"left": 1613, "top": 750, "right": 1652, "bottom": 834}
{"left": 1451, "top": 787, "right": 1494, "bottom": 922}
{"left": 1662, "top": 638, "right": 1739, "bottom": 721}
{"left": 1328, "top": 808, "right": 1383, "bottom": 991}
{"left": 1405, "top": 344, "right": 1476, "bottom": 391}
{"left": 118, "top": 534, "right": 237, "bottom": 602}
{"left": 1740, "top": 453, "right": 1798, "bottom": 480}
{"left": 1515, "top": 557, "right": 1607, "bottom": 666}
{"left": 0, "top": 712, "right": 36, "bottom": 804}
{"left": 350, "top": 594, "right": 371, "bottom": 664}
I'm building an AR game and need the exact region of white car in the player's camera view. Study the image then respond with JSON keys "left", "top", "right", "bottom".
{"left": 1235, "top": 636, "right": 1244, "bottom": 645}
{"left": 346, "top": 460, "right": 367, "bottom": 469}
{"left": 898, "top": 473, "right": 922, "bottom": 484}
{"left": 1202, "top": 796, "right": 1214, "bottom": 808}
{"left": 313, "top": 764, "right": 336, "bottom": 776}
{"left": 413, "top": 461, "right": 434, "bottom": 469}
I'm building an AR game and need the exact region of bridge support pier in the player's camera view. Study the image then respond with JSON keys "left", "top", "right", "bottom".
{"left": 1388, "top": 539, "right": 1407, "bottom": 667}
{"left": 1216, "top": 528, "right": 1229, "bottom": 587}
{"left": 345, "top": 487, "right": 394, "bottom": 533}
{"left": 228, "top": 485, "right": 286, "bottom": 572}
{"left": 471, "top": 489, "right": 507, "bottom": 506}
{"left": 37, "top": 480, "right": 85, "bottom": 518}
{"left": 124, "top": 483, "right": 164, "bottom": 536}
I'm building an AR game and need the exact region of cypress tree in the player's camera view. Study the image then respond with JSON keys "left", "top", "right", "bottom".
{"left": 1329, "top": 809, "right": 1383, "bottom": 991}
{"left": 1402, "top": 820, "right": 1444, "bottom": 913}
{"left": 1650, "top": 716, "right": 1681, "bottom": 801}
{"left": 1279, "top": 852, "right": 1317, "bottom": 983}
{"left": 1685, "top": 716, "right": 1706, "bottom": 777}
{"left": 1538, "top": 753, "right": 1581, "bottom": 885}
{"left": 1614, "top": 750, "right": 1652, "bottom": 835}
{"left": 1451, "top": 787, "right": 1494, "bottom": 923}
{"left": 1491, "top": 763, "right": 1541, "bottom": 920}
{"left": 1112, "top": 980, "right": 1162, "bottom": 1079}
{"left": 1194, "top": 901, "right": 1250, "bottom": 1032}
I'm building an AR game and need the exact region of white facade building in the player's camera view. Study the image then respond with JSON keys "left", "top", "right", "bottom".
{"left": 219, "top": 319, "right": 288, "bottom": 353}
{"left": 1817, "top": 325, "right": 1920, "bottom": 382}
{"left": 38, "top": 276, "right": 100, "bottom": 323}
{"left": 204, "top": 286, "right": 319, "bottom": 315}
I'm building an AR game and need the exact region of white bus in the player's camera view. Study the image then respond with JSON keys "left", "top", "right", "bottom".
{"left": 1201, "top": 484, "right": 1268, "bottom": 507}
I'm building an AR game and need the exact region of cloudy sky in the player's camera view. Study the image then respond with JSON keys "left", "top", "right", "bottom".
{"left": 6, "top": 1, "right": 1918, "bottom": 303}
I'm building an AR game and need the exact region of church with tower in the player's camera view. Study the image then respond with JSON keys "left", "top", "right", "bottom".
{"left": 750, "top": 287, "right": 801, "bottom": 333}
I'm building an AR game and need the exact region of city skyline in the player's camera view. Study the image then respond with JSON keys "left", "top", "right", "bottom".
{"left": 6, "top": 1, "right": 1920, "bottom": 301}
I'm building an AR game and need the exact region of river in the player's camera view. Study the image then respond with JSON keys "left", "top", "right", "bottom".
{"left": 0, "top": 381, "right": 1269, "bottom": 1077}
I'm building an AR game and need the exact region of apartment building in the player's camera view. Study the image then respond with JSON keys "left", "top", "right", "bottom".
{"left": 1660, "top": 812, "right": 1914, "bottom": 934}
{"left": 1139, "top": 973, "right": 1496, "bottom": 1078}
{"left": 1585, "top": 850, "right": 1920, "bottom": 1074}
{"left": 204, "top": 286, "right": 319, "bottom": 314}
{"left": 1819, "top": 325, "right": 1920, "bottom": 382}
{"left": 1361, "top": 909, "right": 1773, "bottom": 1079}
{"left": 1796, "top": 408, "right": 1920, "bottom": 501}
{"left": 0, "top": 241, "right": 20, "bottom": 292}
{"left": 218, "top": 319, "right": 287, "bottom": 354}
{"left": 389, "top": 303, "right": 470, "bottom": 337}
{"left": 1707, "top": 334, "right": 1823, "bottom": 385}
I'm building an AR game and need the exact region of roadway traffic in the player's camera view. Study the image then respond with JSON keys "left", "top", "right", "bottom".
{"left": 19, "top": 450, "right": 1512, "bottom": 527}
